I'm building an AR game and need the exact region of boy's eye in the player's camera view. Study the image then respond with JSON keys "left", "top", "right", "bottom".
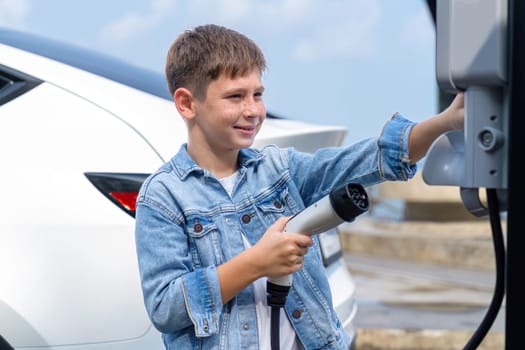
{"left": 226, "top": 91, "right": 263, "bottom": 100}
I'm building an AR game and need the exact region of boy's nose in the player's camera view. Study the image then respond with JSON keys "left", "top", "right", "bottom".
{"left": 243, "top": 99, "right": 264, "bottom": 117}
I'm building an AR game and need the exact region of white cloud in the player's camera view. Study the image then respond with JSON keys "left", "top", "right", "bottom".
{"left": 96, "top": 0, "right": 383, "bottom": 63}
{"left": 291, "top": 0, "right": 381, "bottom": 62}
{"left": 184, "top": 0, "right": 314, "bottom": 30}
{"left": 100, "top": 0, "right": 177, "bottom": 42}
{"left": 0, "top": 0, "right": 31, "bottom": 29}
{"left": 183, "top": 0, "right": 381, "bottom": 62}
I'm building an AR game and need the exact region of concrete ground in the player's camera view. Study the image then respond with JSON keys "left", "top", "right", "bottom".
{"left": 355, "top": 329, "right": 504, "bottom": 350}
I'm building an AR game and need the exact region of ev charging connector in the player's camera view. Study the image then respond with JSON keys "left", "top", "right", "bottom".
{"left": 266, "top": 183, "right": 369, "bottom": 350}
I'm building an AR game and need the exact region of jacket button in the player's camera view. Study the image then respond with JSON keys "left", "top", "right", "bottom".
{"left": 273, "top": 200, "right": 282, "bottom": 209}
{"left": 194, "top": 223, "right": 203, "bottom": 233}
{"left": 241, "top": 214, "right": 251, "bottom": 223}
{"left": 292, "top": 309, "right": 303, "bottom": 319}
{"left": 243, "top": 323, "right": 249, "bottom": 330}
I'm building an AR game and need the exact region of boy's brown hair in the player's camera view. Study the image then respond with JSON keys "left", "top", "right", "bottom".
{"left": 165, "top": 24, "right": 267, "bottom": 100}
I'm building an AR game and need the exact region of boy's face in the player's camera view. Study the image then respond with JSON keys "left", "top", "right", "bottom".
{"left": 192, "top": 69, "right": 266, "bottom": 152}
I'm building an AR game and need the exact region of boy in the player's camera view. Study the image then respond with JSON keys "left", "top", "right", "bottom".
{"left": 134, "top": 24, "right": 464, "bottom": 349}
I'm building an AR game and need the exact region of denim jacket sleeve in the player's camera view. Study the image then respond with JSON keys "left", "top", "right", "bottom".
{"left": 376, "top": 112, "right": 417, "bottom": 181}
{"left": 135, "top": 185, "right": 223, "bottom": 337}
{"left": 287, "top": 112, "right": 417, "bottom": 206}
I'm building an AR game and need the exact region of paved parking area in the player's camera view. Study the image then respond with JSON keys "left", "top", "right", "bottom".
{"left": 344, "top": 253, "right": 504, "bottom": 350}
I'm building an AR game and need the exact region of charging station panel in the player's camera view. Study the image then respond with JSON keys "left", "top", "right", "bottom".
{"left": 427, "top": 0, "right": 509, "bottom": 190}
{"left": 436, "top": 0, "right": 508, "bottom": 92}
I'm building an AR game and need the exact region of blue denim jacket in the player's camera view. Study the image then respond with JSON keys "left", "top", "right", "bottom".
{"left": 135, "top": 113, "right": 417, "bottom": 349}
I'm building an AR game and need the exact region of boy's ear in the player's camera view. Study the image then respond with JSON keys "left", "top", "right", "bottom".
{"left": 173, "top": 88, "right": 196, "bottom": 119}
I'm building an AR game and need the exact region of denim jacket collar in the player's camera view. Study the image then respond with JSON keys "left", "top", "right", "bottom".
{"left": 170, "top": 144, "right": 265, "bottom": 180}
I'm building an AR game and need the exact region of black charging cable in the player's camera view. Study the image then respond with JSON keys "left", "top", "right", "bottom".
{"left": 463, "top": 188, "right": 506, "bottom": 350}
{"left": 267, "top": 282, "right": 290, "bottom": 350}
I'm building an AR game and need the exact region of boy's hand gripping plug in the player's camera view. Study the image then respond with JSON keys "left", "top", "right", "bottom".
{"left": 266, "top": 183, "right": 369, "bottom": 350}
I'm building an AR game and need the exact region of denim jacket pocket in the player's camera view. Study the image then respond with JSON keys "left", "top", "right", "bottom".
{"left": 255, "top": 186, "right": 288, "bottom": 215}
{"left": 253, "top": 186, "right": 303, "bottom": 229}
{"left": 185, "top": 215, "right": 223, "bottom": 267}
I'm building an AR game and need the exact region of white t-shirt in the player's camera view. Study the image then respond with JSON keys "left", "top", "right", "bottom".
{"left": 220, "top": 172, "right": 303, "bottom": 350}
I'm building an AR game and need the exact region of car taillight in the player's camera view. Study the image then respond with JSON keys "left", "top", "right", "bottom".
{"left": 84, "top": 172, "right": 150, "bottom": 218}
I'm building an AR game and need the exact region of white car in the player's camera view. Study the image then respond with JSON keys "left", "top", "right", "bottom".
{"left": 0, "top": 27, "right": 358, "bottom": 350}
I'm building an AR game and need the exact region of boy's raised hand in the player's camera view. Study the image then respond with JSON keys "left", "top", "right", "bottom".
{"left": 442, "top": 92, "right": 465, "bottom": 130}
{"left": 408, "top": 92, "right": 465, "bottom": 164}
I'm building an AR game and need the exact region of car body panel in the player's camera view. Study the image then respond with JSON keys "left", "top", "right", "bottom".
{"left": 0, "top": 83, "right": 159, "bottom": 346}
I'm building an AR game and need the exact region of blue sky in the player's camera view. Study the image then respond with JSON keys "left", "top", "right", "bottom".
{"left": 1, "top": 0, "right": 438, "bottom": 145}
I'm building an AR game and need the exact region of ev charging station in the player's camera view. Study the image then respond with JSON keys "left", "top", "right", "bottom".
{"left": 424, "top": 0, "right": 525, "bottom": 348}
